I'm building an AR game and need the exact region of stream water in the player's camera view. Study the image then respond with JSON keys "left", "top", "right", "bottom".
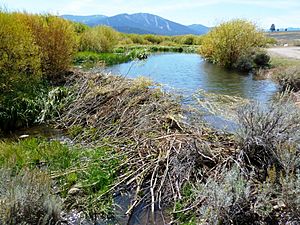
{"left": 107, "top": 53, "right": 279, "bottom": 131}
{"left": 108, "top": 53, "right": 278, "bottom": 101}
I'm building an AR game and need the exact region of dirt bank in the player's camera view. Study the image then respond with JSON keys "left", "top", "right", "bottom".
{"left": 268, "top": 47, "right": 300, "bottom": 59}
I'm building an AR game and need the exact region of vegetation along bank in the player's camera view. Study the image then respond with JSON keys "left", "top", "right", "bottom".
{"left": 0, "top": 11, "right": 300, "bottom": 225}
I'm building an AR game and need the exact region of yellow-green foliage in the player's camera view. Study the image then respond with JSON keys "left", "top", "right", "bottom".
{"left": 122, "top": 33, "right": 202, "bottom": 46}
{"left": 20, "top": 13, "right": 77, "bottom": 80}
{"left": 0, "top": 12, "right": 41, "bottom": 94}
{"left": 80, "top": 25, "right": 120, "bottom": 53}
{"left": 172, "top": 35, "right": 202, "bottom": 45}
{"left": 142, "top": 34, "right": 163, "bottom": 44}
{"left": 126, "top": 33, "right": 150, "bottom": 45}
{"left": 0, "top": 11, "right": 77, "bottom": 131}
{"left": 199, "top": 19, "right": 267, "bottom": 68}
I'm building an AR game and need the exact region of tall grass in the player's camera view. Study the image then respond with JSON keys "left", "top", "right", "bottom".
{"left": 272, "top": 66, "right": 300, "bottom": 92}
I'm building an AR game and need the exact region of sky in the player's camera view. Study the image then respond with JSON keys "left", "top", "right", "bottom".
{"left": 1, "top": 0, "right": 300, "bottom": 28}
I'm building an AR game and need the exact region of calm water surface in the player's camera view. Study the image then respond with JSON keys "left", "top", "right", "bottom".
{"left": 107, "top": 53, "right": 279, "bottom": 132}
{"left": 108, "top": 53, "right": 278, "bottom": 103}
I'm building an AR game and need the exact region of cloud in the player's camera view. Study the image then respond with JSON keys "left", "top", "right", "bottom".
{"left": 1, "top": 0, "right": 300, "bottom": 27}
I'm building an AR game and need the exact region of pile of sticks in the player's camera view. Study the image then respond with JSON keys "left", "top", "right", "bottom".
{"left": 58, "top": 70, "right": 238, "bottom": 218}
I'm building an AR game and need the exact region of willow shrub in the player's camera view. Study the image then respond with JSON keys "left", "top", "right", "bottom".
{"left": 0, "top": 12, "right": 43, "bottom": 131}
{"left": 0, "top": 12, "right": 41, "bottom": 93}
{"left": 21, "top": 13, "right": 77, "bottom": 81}
{"left": 199, "top": 19, "right": 267, "bottom": 69}
{"left": 80, "top": 26, "right": 120, "bottom": 53}
{"left": 0, "top": 12, "right": 77, "bottom": 131}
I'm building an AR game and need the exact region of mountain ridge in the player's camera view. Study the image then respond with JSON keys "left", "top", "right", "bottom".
{"left": 61, "top": 13, "right": 209, "bottom": 35}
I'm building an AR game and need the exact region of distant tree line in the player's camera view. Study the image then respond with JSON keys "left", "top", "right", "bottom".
{"left": 270, "top": 24, "right": 288, "bottom": 32}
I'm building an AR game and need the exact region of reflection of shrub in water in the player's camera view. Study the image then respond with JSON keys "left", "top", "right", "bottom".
{"left": 0, "top": 169, "right": 62, "bottom": 225}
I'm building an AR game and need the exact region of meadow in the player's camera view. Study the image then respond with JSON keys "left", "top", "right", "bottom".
{"left": 266, "top": 31, "right": 300, "bottom": 46}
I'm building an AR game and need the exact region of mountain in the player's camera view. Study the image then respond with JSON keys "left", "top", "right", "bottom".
{"left": 286, "top": 27, "right": 300, "bottom": 31}
{"left": 61, "top": 13, "right": 209, "bottom": 36}
{"left": 188, "top": 24, "right": 210, "bottom": 34}
{"left": 96, "top": 13, "right": 205, "bottom": 36}
{"left": 61, "top": 15, "right": 107, "bottom": 26}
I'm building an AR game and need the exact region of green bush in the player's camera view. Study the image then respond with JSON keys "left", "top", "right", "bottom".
{"left": 80, "top": 26, "right": 119, "bottom": 53}
{"left": 142, "top": 34, "right": 163, "bottom": 44}
{"left": 0, "top": 12, "right": 41, "bottom": 94}
{"left": 0, "top": 12, "right": 44, "bottom": 131}
{"left": 199, "top": 19, "right": 267, "bottom": 69}
{"left": 0, "top": 12, "right": 77, "bottom": 131}
{"left": 253, "top": 51, "right": 270, "bottom": 67}
{"left": 127, "top": 34, "right": 150, "bottom": 45}
{"left": 233, "top": 50, "right": 270, "bottom": 71}
{"left": 21, "top": 13, "right": 77, "bottom": 81}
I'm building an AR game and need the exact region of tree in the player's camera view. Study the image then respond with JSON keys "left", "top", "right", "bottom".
{"left": 270, "top": 24, "right": 276, "bottom": 32}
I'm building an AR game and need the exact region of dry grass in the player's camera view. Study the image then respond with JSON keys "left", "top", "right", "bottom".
{"left": 272, "top": 66, "right": 300, "bottom": 92}
{"left": 0, "top": 169, "right": 62, "bottom": 225}
{"left": 57, "top": 70, "right": 237, "bottom": 220}
{"left": 55, "top": 70, "right": 300, "bottom": 223}
{"left": 266, "top": 31, "right": 300, "bottom": 46}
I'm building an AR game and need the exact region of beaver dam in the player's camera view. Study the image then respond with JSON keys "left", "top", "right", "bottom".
{"left": 1, "top": 69, "right": 300, "bottom": 225}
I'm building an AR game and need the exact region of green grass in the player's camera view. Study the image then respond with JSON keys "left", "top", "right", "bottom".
{"left": 74, "top": 51, "right": 133, "bottom": 66}
{"left": 270, "top": 56, "right": 300, "bottom": 68}
{"left": 0, "top": 138, "right": 121, "bottom": 215}
{"left": 74, "top": 45, "right": 198, "bottom": 68}
{"left": 114, "top": 45, "right": 198, "bottom": 53}
{"left": 266, "top": 31, "right": 300, "bottom": 46}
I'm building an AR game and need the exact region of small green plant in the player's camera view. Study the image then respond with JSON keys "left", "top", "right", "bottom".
{"left": 38, "top": 86, "right": 72, "bottom": 123}
{"left": 0, "top": 138, "right": 121, "bottom": 217}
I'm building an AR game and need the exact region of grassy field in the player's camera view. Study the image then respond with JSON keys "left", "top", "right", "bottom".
{"left": 266, "top": 31, "right": 300, "bottom": 46}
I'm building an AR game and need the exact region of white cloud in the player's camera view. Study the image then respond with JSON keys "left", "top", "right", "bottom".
{"left": 1, "top": 0, "right": 299, "bottom": 27}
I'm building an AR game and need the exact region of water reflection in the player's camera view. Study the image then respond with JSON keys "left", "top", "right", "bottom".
{"left": 107, "top": 53, "right": 279, "bottom": 132}
{"left": 108, "top": 53, "right": 278, "bottom": 104}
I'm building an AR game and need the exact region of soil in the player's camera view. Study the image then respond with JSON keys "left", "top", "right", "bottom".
{"left": 268, "top": 47, "right": 300, "bottom": 60}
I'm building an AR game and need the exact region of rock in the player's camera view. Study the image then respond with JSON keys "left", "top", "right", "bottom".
{"left": 68, "top": 187, "right": 81, "bottom": 195}
{"left": 291, "top": 91, "right": 300, "bottom": 108}
{"left": 19, "top": 134, "right": 29, "bottom": 139}
{"left": 292, "top": 91, "right": 300, "bottom": 102}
